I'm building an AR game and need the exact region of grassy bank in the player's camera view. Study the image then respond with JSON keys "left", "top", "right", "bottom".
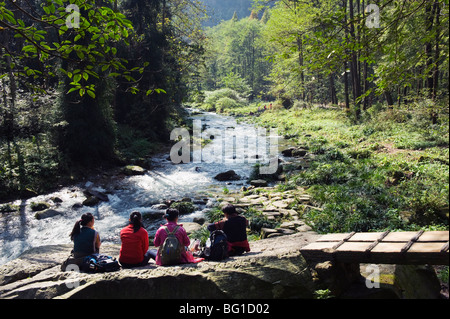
{"left": 191, "top": 98, "right": 449, "bottom": 234}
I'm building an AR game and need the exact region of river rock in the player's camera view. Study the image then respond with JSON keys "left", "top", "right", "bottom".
{"left": 0, "top": 233, "right": 320, "bottom": 299}
{"left": 122, "top": 165, "right": 146, "bottom": 176}
{"left": 260, "top": 228, "right": 279, "bottom": 239}
{"left": 250, "top": 179, "right": 268, "bottom": 187}
{"left": 292, "top": 148, "right": 308, "bottom": 157}
{"left": 296, "top": 225, "right": 313, "bottom": 232}
{"left": 84, "top": 189, "right": 109, "bottom": 202}
{"left": 277, "top": 228, "right": 296, "bottom": 235}
{"left": 181, "top": 222, "right": 203, "bottom": 235}
{"left": 72, "top": 203, "right": 83, "bottom": 210}
{"left": 35, "top": 209, "right": 63, "bottom": 220}
{"left": 193, "top": 217, "right": 206, "bottom": 225}
{"left": 170, "top": 201, "right": 195, "bottom": 215}
{"left": 51, "top": 197, "right": 63, "bottom": 204}
{"left": 82, "top": 196, "right": 100, "bottom": 207}
{"left": 271, "top": 200, "right": 289, "bottom": 209}
{"left": 214, "top": 170, "right": 240, "bottom": 181}
{"left": 281, "top": 147, "right": 296, "bottom": 157}
{"left": 142, "top": 211, "right": 165, "bottom": 221}
{"left": 30, "top": 202, "right": 50, "bottom": 212}
{"left": 297, "top": 195, "right": 311, "bottom": 203}
{"left": 279, "top": 221, "right": 298, "bottom": 230}
{"left": 281, "top": 147, "right": 308, "bottom": 157}
{"left": 152, "top": 203, "right": 168, "bottom": 210}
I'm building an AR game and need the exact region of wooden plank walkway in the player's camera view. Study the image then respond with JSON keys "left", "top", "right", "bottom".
{"left": 300, "top": 231, "right": 449, "bottom": 265}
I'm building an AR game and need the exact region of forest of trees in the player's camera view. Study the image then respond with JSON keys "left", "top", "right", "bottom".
{"left": 0, "top": 0, "right": 206, "bottom": 200}
{"left": 0, "top": 0, "right": 449, "bottom": 201}
{"left": 196, "top": 0, "right": 449, "bottom": 122}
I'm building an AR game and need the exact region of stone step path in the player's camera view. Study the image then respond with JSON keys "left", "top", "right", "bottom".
{"left": 218, "top": 186, "right": 320, "bottom": 239}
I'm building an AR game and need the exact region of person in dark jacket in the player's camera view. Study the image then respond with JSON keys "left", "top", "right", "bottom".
{"left": 69, "top": 213, "right": 101, "bottom": 258}
{"left": 207, "top": 204, "right": 250, "bottom": 256}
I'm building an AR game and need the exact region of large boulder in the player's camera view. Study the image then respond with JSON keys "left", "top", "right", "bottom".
{"left": 82, "top": 189, "right": 110, "bottom": 207}
{"left": 34, "top": 209, "right": 63, "bottom": 220}
{"left": 181, "top": 222, "right": 203, "bottom": 235}
{"left": 214, "top": 170, "right": 240, "bottom": 181}
{"left": 0, "top": 233, "right": 319, "bottom": 299}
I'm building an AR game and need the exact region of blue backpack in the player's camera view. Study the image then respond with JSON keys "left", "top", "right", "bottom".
{"left": 83, "top": 254, "right": 120, "bottom": 273}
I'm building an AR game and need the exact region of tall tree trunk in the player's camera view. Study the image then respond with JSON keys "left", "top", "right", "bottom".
{"left": 329, "top": 73, "right": 338, "bottom": 105}
{"left": 3, "top": 41, "right": 25, "bottom": 192}
{"left": 403, "top": 86, "right": 409, "bottom": 105}
{"left": 385, "top": 91, "right": 394, "bottom": 107}
{"left": 425, "top": 2, "right": 434, "bottom": 98}
{"left": 362, "top": 0, "right": 369, "bottom": 110}
{"left": 344, "top": 63, "right": 350, "bottom": 111}
{"left": 349, "top": 0, "right": 362, "bottom": 118}
{"left": 432, "top": 0, "right": 440, "bottom": 101}
{"left": 162, "top": 0, "right": 167, "bottom": 32}
{"left": 297, "top": 35, "right": 305, "bottom": 101}
{"left": 342, "top": 0, "right": 350, "bottom": 111}
{"left": 0, "top": 56, "right": 14, "bottom": 183}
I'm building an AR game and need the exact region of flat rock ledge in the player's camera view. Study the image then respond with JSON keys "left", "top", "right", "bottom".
{"left": 0, "top": 233, "right": 320, "bottom": 299}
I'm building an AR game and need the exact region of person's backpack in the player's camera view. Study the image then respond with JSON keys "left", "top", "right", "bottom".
{"left": 61, "top": 254, "right": 85, "bottom": 272}
{"left": 82, "top": 254, "right": 120, "bottom": 273}
{"left": 208, "top": 230, "right": 229, "bottom": 261}
{"left": 158, "top": 226, "right": 183, "bottom": 266}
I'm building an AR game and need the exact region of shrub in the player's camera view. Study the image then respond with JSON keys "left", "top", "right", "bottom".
{"left": 220, "top": 72, "right": 251, "bottom": 97}
{"left": 201, "top": 88, "right": 247, "bottom": 112}
{"left": 204, "top": 206, "right": 224, "bottom": 222}
{"left": 216, "top": 97, "right": 242, "bottom": 112}
{"left": 117, "top": 125, "right": 154, "bottom": 161}
{"left": 190, "top": 226, "right": 210, "bottom": 246}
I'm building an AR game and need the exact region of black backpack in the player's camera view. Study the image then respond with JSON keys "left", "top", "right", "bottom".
{"left": 83, "top": 254, "right": 120, "bottom": 273}
{"left": 208, "top": 230, "right": 229, "bottom": 261}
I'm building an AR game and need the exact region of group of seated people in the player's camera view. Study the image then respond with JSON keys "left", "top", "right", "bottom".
{"left": 69, "top": 204, "right": 250, "bottom": 268}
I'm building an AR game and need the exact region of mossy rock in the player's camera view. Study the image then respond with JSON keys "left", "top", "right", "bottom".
{"left": 171, "top": 201, "right": 195, "bottom": 215}
{"left": 122, "top": 165, "right": 146, "bottom": 176}
{"left": 30, "top": 202, "right": 50, "bottom": 212}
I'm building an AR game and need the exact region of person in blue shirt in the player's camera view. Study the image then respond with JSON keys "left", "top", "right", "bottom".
{"left": 69, "top": 213, "right": 101, "bottom": 258}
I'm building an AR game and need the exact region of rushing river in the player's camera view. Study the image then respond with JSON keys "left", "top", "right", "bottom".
{"left": 0, "top": 110, "right": 284, "bottom": 265}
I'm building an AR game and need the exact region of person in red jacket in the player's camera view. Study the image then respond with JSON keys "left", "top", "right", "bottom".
{"left": 119, "top": 211, "right": 152, "bottom": 268}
